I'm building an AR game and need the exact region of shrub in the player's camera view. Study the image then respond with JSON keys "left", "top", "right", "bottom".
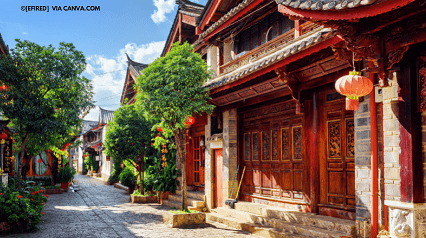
{"left": 108, "top": 159, "right": 123, "bottom": 184}
{"left": 22, "top": 176, "right": 51, "bottom": 187}
{"left": 119, "top": 167, "right": 135, "bottom": 187}
{"left": 0, "top": 179, "right": 48, "bottom": 232}
{"left": 57, "top": 165, "right": 76, "bottom": 183}
{"left": 144, "top": 149, "right": 179, "bottom": 193}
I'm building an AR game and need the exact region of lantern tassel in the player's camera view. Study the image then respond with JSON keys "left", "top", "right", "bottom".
{"left": 346, "top": 96, "right": 359, "bottom": 111}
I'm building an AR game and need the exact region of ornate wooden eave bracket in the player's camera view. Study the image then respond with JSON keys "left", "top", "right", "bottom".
{"left": 325, "top": 21, "right": 414, "bottom": 87}
{"left": 275, "top": 67, "right": 304, "bottom": 114}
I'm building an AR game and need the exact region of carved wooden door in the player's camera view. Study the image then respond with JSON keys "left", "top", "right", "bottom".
{"left": 320, "top": 91, "right": 355, "bottom": 210}
{"left": 241, "top": 101, "right": 307, "bottom": 202}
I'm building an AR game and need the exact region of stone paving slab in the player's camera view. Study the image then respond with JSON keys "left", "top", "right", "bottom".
{"left": 4, "top": 175, "right": 261, "bottom": 238}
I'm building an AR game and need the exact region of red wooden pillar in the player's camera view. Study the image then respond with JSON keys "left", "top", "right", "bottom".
{"left": 294, "top": 20, "right": 301, "bottom": 38}
{"left": 178, "top": 13, "right": 182, "bottom": 44}
{"left": 398, "top": 57, "right": 423, "bottom": 203}
{"left": 309, "top": 92, "right": 319, "bottom": 213}
{"left": 369, "top": 64, "right": 379, "bottom": 238}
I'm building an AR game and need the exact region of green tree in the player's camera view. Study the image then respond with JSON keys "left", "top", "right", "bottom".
{"left": 0, "top": 40, "right": 94, "bottom": 186}
{"left": 136, "top": 42, "right": 214, "bottom": 210}
{"left": 104, "top": 103, "right": 154, "bottom": 194}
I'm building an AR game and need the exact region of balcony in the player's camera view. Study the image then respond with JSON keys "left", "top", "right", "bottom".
{"left": 218, "top": 22, "right": 321, "bottom": 76}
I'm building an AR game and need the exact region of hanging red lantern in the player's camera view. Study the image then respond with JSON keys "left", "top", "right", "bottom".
{"left": 37, "top": 158, "right": 42, "bottom": 164}
{"left": 184, "top": 116, "right": 195, "bottom": 127}
{"left": 335, "top": 71, "right": 374, "bottom": 111}
{"left": 0, "top": 133, "right": 7, "bottom": 140}
{"left": 157, "top": 127, "right": 163, "bottom": 132}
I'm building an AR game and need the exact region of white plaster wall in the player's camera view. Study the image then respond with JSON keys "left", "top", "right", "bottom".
{"left": 207, "top": 45, "right": 219, "bottom": 77}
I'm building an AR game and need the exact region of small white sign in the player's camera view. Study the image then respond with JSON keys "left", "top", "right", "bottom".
{"left": 1, "top": 173, "right": 8, "bottom": 186}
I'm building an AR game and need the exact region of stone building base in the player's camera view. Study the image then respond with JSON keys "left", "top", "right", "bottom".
{"left": 384, "top": 200, "right": 426, "bottom": 238}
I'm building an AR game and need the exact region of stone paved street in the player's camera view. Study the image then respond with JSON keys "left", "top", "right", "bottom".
{"left": 6, "top": 175, "right": 260, "bottom": 238}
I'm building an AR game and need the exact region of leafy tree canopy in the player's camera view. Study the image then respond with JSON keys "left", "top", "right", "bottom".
{"left": 136, "top": 42, "right": 215, "bottom": 132}
{"left": 0, "top": 39, "right": 94, "bottom": 183}
{"left": 104, "top": 103, "right": 154, "bottom": 164}
{"left": 135, "top": 42, "right": 214, "bottom": 210}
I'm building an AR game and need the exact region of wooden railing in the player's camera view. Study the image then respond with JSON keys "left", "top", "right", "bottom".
{"left": 301, "top": 21, "right": 321, "bottom": 35}
{"left": 218, "top": 22, "right": 321, "bottom": 76}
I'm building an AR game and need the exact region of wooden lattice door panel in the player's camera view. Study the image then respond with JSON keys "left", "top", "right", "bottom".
{"left": 240, "top": 100, "right": 306, "bottom": 202}
{"left": 321, "top": 93, "right": 355, "bottom": 208}
{"left": 192, "top": 137, "right": 204, "bottom": 185}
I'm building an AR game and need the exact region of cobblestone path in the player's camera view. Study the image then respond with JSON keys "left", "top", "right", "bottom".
{"left": 7, "top": 175, "right": 260, "bottom": 238}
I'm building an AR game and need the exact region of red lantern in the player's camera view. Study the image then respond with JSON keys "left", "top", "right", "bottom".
{"left": 0, "top": 133, "right": 7, "bottom": 140}
{"left": 184, "top": 116, "right": 195, "bottom": 127}
{"left": 335, "top": 71, "right": 374, "bottom": 111}
{"left": 37, "top": 158, "right": 42, "bottom": 164}
{"left": 157, "top": 127, "right": 163, "bottom": 132}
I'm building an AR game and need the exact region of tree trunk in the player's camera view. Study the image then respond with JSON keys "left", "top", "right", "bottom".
{"left": 174, "top": 130, "right": 187, "bottom": 211}
{"left": 139, "top": 158, "right": 144, "bottom": 195}
{"left": 17, "top": 133, "right": 29, "bottom": 188}
{"left": 40, "top": 152, "right": 56, "bottom": 185}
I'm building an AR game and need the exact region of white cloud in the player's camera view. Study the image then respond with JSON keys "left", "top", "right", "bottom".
{"left": 83, "top": 41, "right": 166, "bottom": 121}
{"left": 151, "top": 0, "right": 175, "bottom": 24}
{"left": 23, "top": 32, "right": 27, "bottom": 35}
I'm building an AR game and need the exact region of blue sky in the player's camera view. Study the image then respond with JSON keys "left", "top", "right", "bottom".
{"left": 0, "top": 0, "right": 208, "bottom": 121}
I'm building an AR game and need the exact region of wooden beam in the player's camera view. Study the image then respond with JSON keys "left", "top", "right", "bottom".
{"left": 200, "top": 0, "right": 223, "bottom": 30}
{"left": 203, "top": 0, "right": 266, "bottom": 42}
{"left": 165, "top": 19, "right": 180, "bottom": 55}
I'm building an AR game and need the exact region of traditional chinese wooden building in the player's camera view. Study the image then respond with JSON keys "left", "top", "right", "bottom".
{"left": 275, "top": 0, "right": 426, "bottom": 237}
{"left": 163, "top": 0, "right": 357, "bottom": 236}
{"left": 121, "top": 54, "right": 148, "bottom": 105}
{"left": 161, "top": 0, "right": 426, "bottom": 236}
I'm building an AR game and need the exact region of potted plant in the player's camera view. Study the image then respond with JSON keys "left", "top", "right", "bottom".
{"left": 57, "top": 165, "right": 76, "bottom": 189}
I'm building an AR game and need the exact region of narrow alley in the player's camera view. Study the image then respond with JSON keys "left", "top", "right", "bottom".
{"left": 6, "top": 175, "right": 261, "bottom": 238}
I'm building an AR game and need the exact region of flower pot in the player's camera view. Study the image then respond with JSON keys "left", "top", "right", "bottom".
{"left": 61, "top": 182, "right": 69, "bottom": 189}
{"left": 130, "top": 194, "right": 158, "bottom": 203}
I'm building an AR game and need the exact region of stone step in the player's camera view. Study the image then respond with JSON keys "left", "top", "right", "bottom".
{"left": 208, "top": 211, "right": 351, "bottom": 238}
{"left": 234, "top": 202, "right": 355, "bottom": 235}
{"left": 207, "top": 212, "right": 291, "bottom": 238}
{"left": 168, "top": 194, "right": 205, "bottom": 208}
{"left": 162, "top": 199, "right": 202, "bottom": 212}
{"left": 176, "top": 189, "right": 205, "bottom": 201}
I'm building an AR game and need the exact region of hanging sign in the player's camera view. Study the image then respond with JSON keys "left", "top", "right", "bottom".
{"left": 3, "top": 139, "right": 13, "bottom": 174}
{"left": 57, "top": 155, "right": 62, "bottom": 169}
{"left": 161, "top": 144, "right": 168, "bottom": 168}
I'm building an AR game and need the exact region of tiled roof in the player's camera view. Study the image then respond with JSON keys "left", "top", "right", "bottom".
{"left": 177, "top": 0, "right": 204, "bottom": 17}
{"left": 121, "top": 55, "right": 148, "bottom": 103}
{"left": 81, "top": 120, "right": 98, "bottom": 135}
{"left": 197, "top": 0, "right": 259, "bottom": 42}
{"left": 99, "top": 107, "right": 114, "bottom": 125}
{"left": 161, "top": 0, "right": 205, "bottom": 57}
{"left": 203, "top": 27, "right": 335, "bottom": 89}
{"left": 275, "top": 0, "right": 377, "bottom": 10}
{"left": 127, "top": 54, "right": 148, "bottom": 78}
{"left": 0, "top": 33, "right": 9, "bottom": 55}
